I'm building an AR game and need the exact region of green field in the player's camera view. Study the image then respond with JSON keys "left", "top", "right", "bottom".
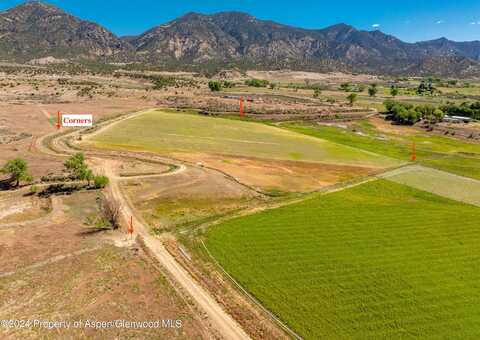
{"left": 89, "top": 110, "right": 399, "bottom": 168}
{"left": 383, "top": 165, "right": 480, "bottom": 206}
{"left": 206, "top": 180, "right": 480, "bottom": 339}
{"left": 284, "top": 122, "right": 480, "bottom": 179}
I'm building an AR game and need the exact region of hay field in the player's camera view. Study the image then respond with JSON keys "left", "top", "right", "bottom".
{"left": 206, "top": 180, "right": 480, "bottom": 339}
{"left": 88, "top": 110, "right": 399, "bottom": 168}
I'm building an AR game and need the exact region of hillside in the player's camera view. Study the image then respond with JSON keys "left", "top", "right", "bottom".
{"left": 0, "top": 1, "right": 132, "bottom": 61}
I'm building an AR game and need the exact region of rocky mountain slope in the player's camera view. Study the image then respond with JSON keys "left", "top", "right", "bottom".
{"left": 1, "top": 2, "right": 480, "bottom": 76}
{"left": 0, "top": 1, "right": 131, "bottom": 61}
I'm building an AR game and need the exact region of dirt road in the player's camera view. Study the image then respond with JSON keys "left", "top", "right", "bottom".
{"left": 36, "top": 110, "right": 251, "bottom": 340}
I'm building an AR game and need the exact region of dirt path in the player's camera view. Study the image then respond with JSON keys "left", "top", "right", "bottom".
{"left": 35, "top": 111, "right": 251, "bottom": 340}
{"left": 102, "top": 159, "right": 250, "bottom": 340}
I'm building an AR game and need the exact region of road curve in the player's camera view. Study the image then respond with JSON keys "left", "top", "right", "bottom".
{"left": 37, "top": 109, "right": 251, "bottom": 340}
{"left": 103, "top": 160, "right": 249, "bottom": 340}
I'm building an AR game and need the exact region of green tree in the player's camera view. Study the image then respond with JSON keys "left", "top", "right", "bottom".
{"left": 208, "top": 80, "right": 221, "bottom": 92}
{"left": 390, "top": 86, "right": 399, "bottom": 97}
{"left": 433, "top": 108, "right": 445, "bottom": 122}
{"left": 65, "top": 153, "right": 88, "bottom": 179}
{"left": 94, "top": 175, "right": 109, "bottom": 189}
{"left": 80, "top": 168, "right": 94, "bottom": 185}
{"left": 1, "top": 159, "right": 33, "bottom": 187}
{"left": 368, "top": 84, "right": 378, "bottom": 97}
{"left": 65, "top": 153, "right": 85, "bottom": 171}
{"left": 313, "top": 88, "right": 321, "bottom": 98}
{"left": 347, "top": 93, "right": 358, "bottom": 106}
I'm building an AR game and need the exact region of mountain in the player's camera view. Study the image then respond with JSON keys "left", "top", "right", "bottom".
{"left": 1, "top": 2, "right": 480, "bottom": 76}
{"left": 130, "top": 11, "right": 480, "bottom": 75}
{"left": 0, "top": 1, "right": 131, "bottom": 61}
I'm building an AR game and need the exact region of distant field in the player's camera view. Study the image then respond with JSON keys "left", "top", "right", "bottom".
{"left": 285, "top": 122, "right": 480, "bottom": 179}
{"left": 206, "top": 180, "right": 480, "bottom": 339}
{"left": 382, "top": 165, "right": 480, "bottom": 206}
{"left": 89, "top": 110, "right": 398, "bottom": 168}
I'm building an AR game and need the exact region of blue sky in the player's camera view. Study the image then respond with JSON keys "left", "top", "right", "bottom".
{"left": 1, "top": 0, "right": 480, "bottom": 42}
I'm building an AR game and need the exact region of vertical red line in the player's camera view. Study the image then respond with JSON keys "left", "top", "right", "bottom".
{"left": 240, "top": 97, "right": 244, "bottom": 117}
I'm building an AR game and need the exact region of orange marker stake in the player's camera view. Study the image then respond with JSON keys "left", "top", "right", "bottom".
{"left": 128, "top": 216, "right": 134, "bottom": 238}
{"left": 411, "top": 142, "right": 417, "bottom": 161}
{"left": 56, "top": 111, "right": 61, "bottom": 130}
{"left": 240, "top": 97, "right": 244, "bottom": 117}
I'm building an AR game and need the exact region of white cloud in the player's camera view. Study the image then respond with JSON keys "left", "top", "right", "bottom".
{"left": 372, "top": 24, "right": 380, "bottom": 28}
{"left": 471, "top": 21, "right": 480, "bottom": 25}
{"left": 436, "top": 20, "right": 445, "bottom": 24}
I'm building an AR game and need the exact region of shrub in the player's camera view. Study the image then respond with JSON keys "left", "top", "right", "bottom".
{"left": 347, "top": 93, "right": 358, "bottom": 106}
{"left": 245, "top": 79, "right": 269, "bottom": 87}
{"left": 93, "top": 175, "right": 109, "bottom": 189}
{"left": 208, "top": 80, "right": 222, "bottom": 92}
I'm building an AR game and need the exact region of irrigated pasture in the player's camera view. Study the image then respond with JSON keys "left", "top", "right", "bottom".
{"left": 88, "top": 110, "right": 399, "bottom": 169}
{"left": 206, "top": 180, "right": 480, "bottom": 339}
{"left": 285, "top": 121, "right": 480, "bottom": 180}
{"left": 382, "top": 165, "right": 480, "bottom": 206}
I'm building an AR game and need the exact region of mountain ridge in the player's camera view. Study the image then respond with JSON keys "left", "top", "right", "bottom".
{"left": 1, "top": 1, "right": 480, "bottom": 76}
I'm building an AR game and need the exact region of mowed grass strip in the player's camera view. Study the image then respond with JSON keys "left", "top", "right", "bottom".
{"left": 383, "top": 165, "right": 480, "bottom": 206}
{"left": 89, "top": 110, "right": 398, "bottom": 168}
{"left": 206, "top": 180, "right": 480, "bottom": 339}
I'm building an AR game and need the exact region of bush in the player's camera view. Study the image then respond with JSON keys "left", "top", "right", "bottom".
{"left": 222, "top": 81, "right": 234, "bottom": 88}
{"left": 99, "top": 194, "right": 120, "bottom": 229}
{"left": 368, "top": 84, "right": 378, "bottom": 97}
{"left": 93, "top": 175, "right": 109, "bottom": 189}
{"left": 245, "top": 79, "right": 269, "bottom": 87}
{"left": 208, "top": 80, "right": 222, "bottom": 92}
{"left": 347, "top": 93, "right": 358, "bottom": 106}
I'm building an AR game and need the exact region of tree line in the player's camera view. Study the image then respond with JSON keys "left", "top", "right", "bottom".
{"left": 1, "top": 153, "right": 108, "bottom": 189}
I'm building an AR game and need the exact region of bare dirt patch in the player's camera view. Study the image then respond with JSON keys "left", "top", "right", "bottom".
{"left": 0, "top": 193, "right": 51, "bottom": 224}
{"left": 0, "top": 193, "right": 98, "bottom": 273}
{"left": 246, "top": 70, "right": 378, "bottom": 84}
{"left": 173, "top": 152, "right": 376, "bottom": 192}
{"left": 368, "top": 116, "right": 417, "bottom": 135}
{"left": 0, "top": 245, "right": 207, "bottom": 339}
{"left": 0, "top": 189, "right": 211, "bottom": 339}
{"left": 122, "top": 166, "right": 260, "bottom": 230}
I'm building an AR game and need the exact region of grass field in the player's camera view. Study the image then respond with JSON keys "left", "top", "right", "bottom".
{"left": 206, "top": 180, "right": 480, "bottom": 339}
{"left": 284, "top": 122, "right": 480, "bottom": 180}
{"left": 382, "top": 165, "right": 480, "bottom": 206}
{"left": 89, "top": 110, "right": 399, "bottom": 168}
